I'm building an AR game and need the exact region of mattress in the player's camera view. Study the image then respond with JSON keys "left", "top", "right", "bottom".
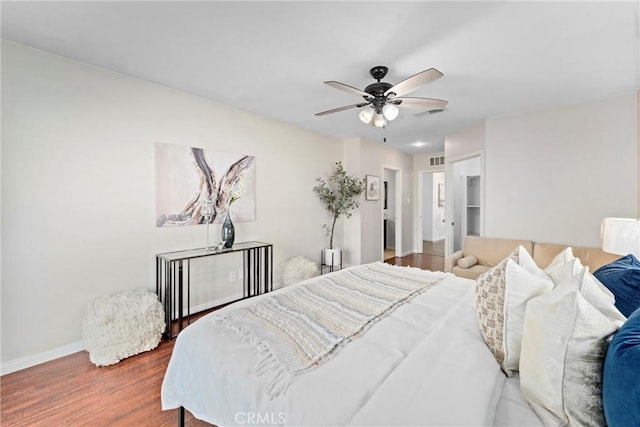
{"left": 162, "top": 264, "right": 542, "bottom": 426}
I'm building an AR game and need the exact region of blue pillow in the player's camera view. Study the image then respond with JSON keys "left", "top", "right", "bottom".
{"left": 594, "top": 254, "right": 640, "bottom": 317}
{"left": 603, "top": 307, "right": 640, "bottom": 427}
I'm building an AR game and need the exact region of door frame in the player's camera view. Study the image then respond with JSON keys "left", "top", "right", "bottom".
{"left": 445, "top": 151, "right": 484, "bottom": 256}
{"left": 382, "top": 166, "right": 402, "bottom": 259}
{"left": 415, "top": 170, "right": 445, "bottom": 254}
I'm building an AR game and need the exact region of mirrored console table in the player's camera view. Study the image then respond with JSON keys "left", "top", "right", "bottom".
{"left": 156, "top": 241, "right": 273, "bottom": 338}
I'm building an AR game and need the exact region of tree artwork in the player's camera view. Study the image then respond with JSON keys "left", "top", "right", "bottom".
{"left": 155, "top": 142, "right": 256, "bottom": 227}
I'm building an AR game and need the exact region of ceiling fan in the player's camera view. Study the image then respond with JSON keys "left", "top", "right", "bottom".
{"left": 315, "top": 65, "right": 448, "bottom": 128}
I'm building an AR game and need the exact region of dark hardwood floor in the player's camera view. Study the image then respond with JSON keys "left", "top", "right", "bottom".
{"left": 1, "top": 329, "right": 211, "bottom": 426}
{"left": 384, "top": 240, "right": 444, "bottom": 271}
{"left": 384, "top": 252, "right": 444, "bottom": 271}
{"left": 1, "top": 251, "right": 444, "bottom": 427}
{"left": 384, "top": 240, "right": 445, "bottom": 271}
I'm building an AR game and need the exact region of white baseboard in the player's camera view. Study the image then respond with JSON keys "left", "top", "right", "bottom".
{"left": 1, "top": 341, "right": 85, "bottom": 376}
{"left": 1, "top": 294, "right": 247, "bottom": 376}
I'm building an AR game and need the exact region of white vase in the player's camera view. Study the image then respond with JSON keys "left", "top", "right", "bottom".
{"left": 323, "top": 248, "right": 342, "bottom": 266}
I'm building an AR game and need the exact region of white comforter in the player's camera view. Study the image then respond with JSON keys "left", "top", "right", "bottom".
{"left": 162, "top": 265, "right": 542, "bottom": 426}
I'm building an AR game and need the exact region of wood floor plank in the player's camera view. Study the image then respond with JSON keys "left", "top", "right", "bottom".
{"left": 1, "top": 254, "right": 443, "bottom": 426}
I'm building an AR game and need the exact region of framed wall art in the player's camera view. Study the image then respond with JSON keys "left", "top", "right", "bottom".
{"left": 155, "top": 142, "right": 256, "bottom": 227}
{"left": 365, "top": 175, "right": 380, "bottom": 201}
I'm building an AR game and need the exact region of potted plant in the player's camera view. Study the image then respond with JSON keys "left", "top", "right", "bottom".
{"left": 313, "top": 161, "right": 366, "bottom": 265}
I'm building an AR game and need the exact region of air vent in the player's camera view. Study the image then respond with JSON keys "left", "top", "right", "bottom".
{"left": 428, "top": 155, "right": 445, "bottom": 167}
{"left": 413, "top": 108, "right": 447, "bottom": 118}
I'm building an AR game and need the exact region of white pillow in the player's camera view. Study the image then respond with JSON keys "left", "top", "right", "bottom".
{"left": 520, "top": 267, "right": 625, "bottom": 426}
{"left": 543, "top": 246, "right": 575, "bottom": 280}
{"left": 542, "top": 246, "right": 575, "bottom": 274}
{"left": 515, "top": 246, "right": 549, "bottom": 279}
{"left": 475, "top": 246, "right": 553, "bottom": 376}
{"left": 544, "top": 247, "right": 616, "bottom": 301}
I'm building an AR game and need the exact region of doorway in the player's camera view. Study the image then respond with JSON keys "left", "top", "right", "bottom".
{"left": 417, "top": 171, "right": 445, "bottom": 257}
{"left": 446, "top": 154, "right": 483, "bottom": 255}
{"left": 383, "top": 168, "right": 402, "bottom": 260}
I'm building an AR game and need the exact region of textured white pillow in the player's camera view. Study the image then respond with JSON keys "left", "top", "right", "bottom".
{"left": 475, "top": 246, "right": 553, "bottom": 376}
{"left": 520, "top": 268, "right": 625, "bottom": 426}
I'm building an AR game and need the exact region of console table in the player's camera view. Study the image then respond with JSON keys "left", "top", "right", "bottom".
{"left": 156, "top": 241, "right": 273, "bottom": 338}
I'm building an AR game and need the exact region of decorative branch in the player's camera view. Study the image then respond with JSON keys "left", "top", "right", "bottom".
{"left": 313, "top": 161, "right": 365, "bottom": 249}
{"left": 216, "top": 155, "right": 255, "bottom": 217}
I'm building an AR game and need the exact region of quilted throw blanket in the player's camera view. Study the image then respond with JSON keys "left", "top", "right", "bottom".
{"left": 213, "top": 262, "right": 445, "bottom": 398}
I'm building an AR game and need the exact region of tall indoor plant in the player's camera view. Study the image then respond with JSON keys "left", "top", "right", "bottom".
{"left": 313, "top": 161, "right": 365, "bottom": 265}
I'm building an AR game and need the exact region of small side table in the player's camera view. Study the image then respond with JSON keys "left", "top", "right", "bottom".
{"left": 320, "top": 249, "right": 343, "bottom": 274}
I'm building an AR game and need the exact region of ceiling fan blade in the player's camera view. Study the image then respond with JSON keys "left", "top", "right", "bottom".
{"left": 315, "top": 102, "right": 369, "bottom": 116}
{"left": 324, "top": 81, "right": 372, "bottom": 98}
{"left": 392, "top": 97, "right": 448, "bottom": 111}
{"left": 384, "top": 68, "right": 443, "bottom": 97}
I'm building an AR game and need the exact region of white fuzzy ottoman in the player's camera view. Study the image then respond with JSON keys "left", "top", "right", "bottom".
{"left": 82, "top": 289, "right": 165, "bottom": 367}
{"left": 277, "top": 256, "right": 319, "bottom": 286}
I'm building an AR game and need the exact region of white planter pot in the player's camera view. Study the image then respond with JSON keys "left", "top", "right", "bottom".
{"left": 323, "top": 248, "right": 342, "bottom": 266}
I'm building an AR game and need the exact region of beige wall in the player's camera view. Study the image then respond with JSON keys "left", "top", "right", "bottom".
{"left": 1, "top": 41, "right": 344, "bottom": 371}
{"left": 484, "top": 93, "right": 638, "bottom": 246}
{"left": 444, "top": 121, "right": 486, "bottom": 161}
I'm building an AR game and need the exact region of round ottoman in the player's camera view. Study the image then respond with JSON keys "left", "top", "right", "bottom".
{"left": 82, "top": 289, "right": 165, "bottom": 367}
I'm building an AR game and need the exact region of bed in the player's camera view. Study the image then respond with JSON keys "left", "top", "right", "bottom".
{"left": 161, "top": 261, "right": 543, "bottom": 426}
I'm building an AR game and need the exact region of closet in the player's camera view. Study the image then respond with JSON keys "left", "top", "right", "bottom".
{"left": 461, "top": 175, "right": 480, "bottom": 238}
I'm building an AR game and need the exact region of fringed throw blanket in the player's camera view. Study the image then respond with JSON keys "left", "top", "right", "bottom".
{"left": 213, "top": 262, "right": 445, "bottom": 398}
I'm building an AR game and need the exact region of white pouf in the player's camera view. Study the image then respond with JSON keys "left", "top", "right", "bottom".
{"left": 82, "top": 289, "right": 165, "bottom": 367}
{"left": 278, "top": 256, "right": 319, "bottom": 286}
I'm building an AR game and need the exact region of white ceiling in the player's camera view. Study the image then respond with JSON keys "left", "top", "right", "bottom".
{"left": 2, "top": 1, "right": 639, "bottom": 154}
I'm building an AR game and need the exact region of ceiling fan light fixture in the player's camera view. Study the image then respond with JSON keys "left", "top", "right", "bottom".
{"left": 316, "top": 65, "right": 447, "bottom": 129}
{"left": 382, "top": 104, "right": 399, "bottom": 121}
{"left": 373, "top": 113, "right": 387, "bottom": 128}
{"left": 359, "top": 107, "right": 374, "bottom": 124}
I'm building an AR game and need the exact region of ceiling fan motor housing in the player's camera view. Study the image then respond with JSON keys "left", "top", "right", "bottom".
{"left": 365, "top": 66, "right": 396, "bottom": 113}
{"left": 364, "top": 81, "right": 393, "bottom": 112}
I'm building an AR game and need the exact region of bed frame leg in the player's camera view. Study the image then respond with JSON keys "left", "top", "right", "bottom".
{"left": 178, "top": 406, "right": 185, "bottom": 427}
